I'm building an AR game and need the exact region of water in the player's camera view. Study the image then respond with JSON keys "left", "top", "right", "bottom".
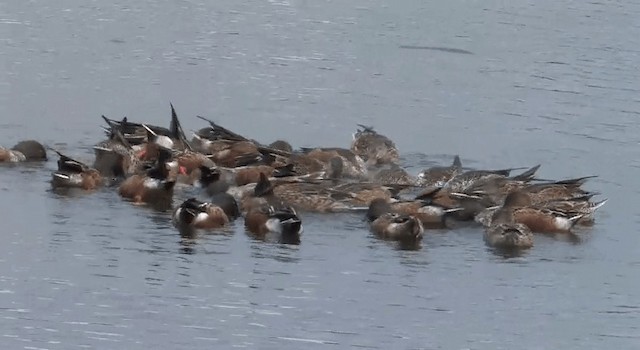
{"left": 1, "top": 0, "right": 640, "bottom": 348}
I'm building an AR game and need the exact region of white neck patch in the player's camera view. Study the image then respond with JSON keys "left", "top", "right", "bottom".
{"left": 265, "top": 218, "right": 283, "bottom": 233}
{"left": 143, "top": 178, "right": 161, "bottom": 189}
{"left": 156, "top": 136, "right": 174, "bottom": 150}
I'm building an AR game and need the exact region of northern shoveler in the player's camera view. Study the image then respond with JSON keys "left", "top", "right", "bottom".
{"left": 118, "top": 147, "right": 177, "bottom": 206}
{"left": 351, "top": 125, "right": 400, "bottom": 166}
{"left": 483, "top": 222, "right": 534, "bottom": 249}
{"left": 244, "top": 204, "right": 302, "bottom": 244}
{"left": 489, "top": 191, "right": 586, "bottom": 233}
{"left": 367, "top": 198, "right": 424, "bottom": 242}
{"left": 50, "top": 149, "right": 103, "bottom": 190}
{"left": 416, "top": 155, "right": 462, "bottom": 187}
{"left": 172, "top": 197, "right": 231, "bottom": 233}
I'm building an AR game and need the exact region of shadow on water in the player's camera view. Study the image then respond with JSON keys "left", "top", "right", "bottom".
{"left": 144, "top": 199, "right": 175, "bottom": 214}
{"left": 177, "top": 226, "right": 235, "bottom": 255}
{"left": 544, "top": 232, "right": 584, "bottom": 245}
{"left": 49, "top": 186, "right": 101, "bottom": 198}
{"left": 178, "top": 237, "right": 198, "bottom": 255}
{"left": 245, "top": 229, "right": 301, "bottom": 246}
{"left": 396, "top": 239, "right": 422, "bottom": 251}
{"left": 488, "top": 246, "right": 532, "bottom": 259}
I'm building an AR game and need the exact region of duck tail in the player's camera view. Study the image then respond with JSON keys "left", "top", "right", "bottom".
{"left": 590, "top": 199, "right": 608, "bottom": 212}
{"left": 48, "top": 147, "right": 88, "bottom": 172}
{"left": 511, "top": 164, "right": 541, "bottom": 181}
{"left": 356, "top": 124, "right": 375, "bottom": 133}
{"left": 169, "top": 103, "right": 193, "bottom": 151}
{"left": 196, "top": 115, "right": 248, "bottom": 142}
{"left": 346, "top": 206, "right": 370, "bottom": 212}
{"left": 449, "top": 192, "right": 483, "bottom": 200}
{"left": 452, "top": 155, "right": 462, "bottom": 168}
{"left": 554, "top": 175, "right": 598, "bottom": 186}
{"left": 272, "top": 163, "right": 297, "bottom": 177}
{"left": 568, "top": 214, "right": 585, "bottom": 228}
{"left": 102, "top": 115, "right": 133, "bottom": 149}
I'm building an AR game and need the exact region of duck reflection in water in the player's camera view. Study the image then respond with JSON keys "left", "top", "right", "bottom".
{"left": 249, "top": 241, "right": 301, "bottom": 264}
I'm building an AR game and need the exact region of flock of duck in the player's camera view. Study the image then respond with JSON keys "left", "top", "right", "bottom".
{"left": 0, "top": 105, "right": 607, "bottom": 250}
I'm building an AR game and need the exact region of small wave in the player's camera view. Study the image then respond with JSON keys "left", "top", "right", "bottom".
{"left": 399, "top": 45, "right": 473, "bottom": 55}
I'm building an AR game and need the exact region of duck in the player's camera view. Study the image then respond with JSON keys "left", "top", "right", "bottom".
{"left": 268, "top": 140, "right": 294, "bottom": 153}
{"left": 118, "top": 147, "right": 178, "bottom": 206}
{"left": 135, "top": 124, "right": 215, "bottom": 181}
{"left": 210, "top": 192, "right": 242, "bottom": 220}
{"left": 488, "top": 191, "right": 586, "bottom": 233}
{"left": 103, "top": 103, "right": 192, "bottom": 150}
{"left": 416, "top": 155, "right": 462, "bottom": 187}
{"left": 462, "top": 174, "right": 595, "bottom": 208}
{"left": 285, "top": 152, "right": 331, "bottom": 177}
{"left": 520, "top": 176, "right": 597, "bottom": 204}
{"left": 366, "top": 198, "right": 424, "bottom": 242}
{"left": 193, "top": 136, "right": 261, "bottom": 168}
{"left": 329, "top": 181, "right": 407, "bottom": 207}
{"left": 412, "top": 186, "right": 485, "bottom": 222}
{"left": 0, "top": 140, "right": 47, "bottom": 163}
{"left": 476, "top": 194, "right": 607, "bottom": 227}
{"left": 192, "top": 163, "right": 297, "bottom": 195}
{"left": 244, "top": 204, "right": 303, "bottom": 244}
{"left": 238, "top": 172, "right": 367, "bottom": 213}
{"left": 351, "top": 125, "right": 400, "bottom": 166}
{"left": 173, "top": 150, "right": 216, "bottom": 176}
{"left": 368, "top": 163, "right": 416, "bottom": 186}
{"left": 483, "top": 223, "right": 534, "bottom": 249}
{"left": 93, "top": 116, "right": 141, "bottom": 178}
{"left": 192, "top": 121, "right": 384, "bottom": 179}
{"left": 443, "top": 164, "right": 540, "bottom": 194}
{"left": 367, "top": 198, "right": 463, "bottom": 229}
{"left": 414, "top": 165, "right": 541, "bottom": 221}
{"left": 190, "top": 117, "right": 264, "bottom": 167}
{"left": 538, "top": 197, "right": 607, "bottom": 226}
{"left": 299, "top": 147, "right": 368, "bottom": 180}
{"left": 50, "top": 149, "right": 103, "bottom": 190}
{"left": 172, "top": 197, "right": 232, "bottom": 233}
{"left": 137, "top": 124, "right": 178, "bottom": 161}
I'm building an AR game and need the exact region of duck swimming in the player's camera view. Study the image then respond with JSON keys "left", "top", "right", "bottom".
{"left": 0, "top": 107, "right": 608, "bottom": 254}
{"left": 244, "top": 204, "right": 303, "bottom": 244}
{"left": 50, "top": 149, "right": 103, "bottom": 190}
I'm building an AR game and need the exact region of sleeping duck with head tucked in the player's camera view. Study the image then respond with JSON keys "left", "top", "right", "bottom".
{"left": 172, "top": 196, "right": 240, "bottom": 235}
{"left": 0, "top": 140, "right": 47, "bottom": 163}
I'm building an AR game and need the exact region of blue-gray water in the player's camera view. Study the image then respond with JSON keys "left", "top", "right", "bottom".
{"left": 1, "top": 0, "right": 639, "bottom": 349}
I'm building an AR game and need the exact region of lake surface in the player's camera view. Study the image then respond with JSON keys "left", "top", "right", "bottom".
{"left": 1, "top": 0, "right": 640, "bottom": 349}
